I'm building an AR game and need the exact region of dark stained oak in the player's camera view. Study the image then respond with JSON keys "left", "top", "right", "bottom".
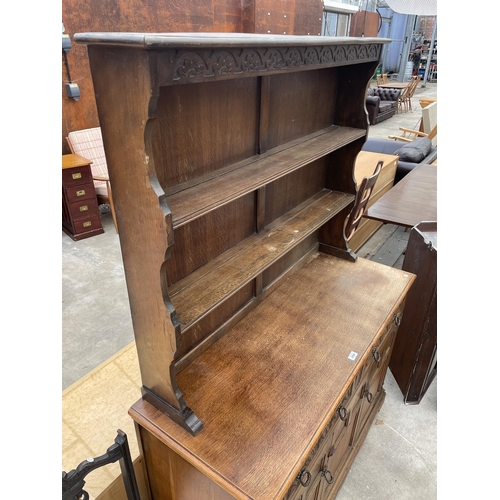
{"left": 76, "top": 32, "right": 414, "bottom": 499}
{"left": 364, "top": 163, "right": 437, "bottom": 228}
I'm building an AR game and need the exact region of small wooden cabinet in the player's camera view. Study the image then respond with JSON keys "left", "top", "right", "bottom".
{"left": 348, "top": 151, "right": 398, "bottom": 253}
{"left": 62, "top": 154, "right": 104, "bottom": 240}
{"left": 76, "top": 32, "right": 415, "bottom": 499}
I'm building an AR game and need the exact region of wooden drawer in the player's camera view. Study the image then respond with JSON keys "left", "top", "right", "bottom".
{"left": 65, "top": 182, "right": 97, "bottom": 204}
{"left": 73, "top": 214, "right": 103, "bottom": 235}
{"left": 68, "top": 197, "right": 99, "bottom": 220}
{"left": 62, "top": 165, "right": 93, "bottom": 187}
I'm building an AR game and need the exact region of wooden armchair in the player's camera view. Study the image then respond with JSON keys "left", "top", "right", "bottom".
{"left": 389, "top": 101, "right": 437, "bottom": 145}
{"left": 389, "top": 124, "right": 437, "bottom": 143}
{"left": 66, "top": 127, "right": 118, "bottom": 233}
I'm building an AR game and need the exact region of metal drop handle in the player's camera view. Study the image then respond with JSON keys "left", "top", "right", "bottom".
{"left": 372, "top": 348, "right": 381, "bottom": 363}
{"left": 337, "top": 404, "right": 348, "bottom": 421}
{"left": 364, "top": 386, "right": 373, "bottom": 403}
{"left": 298, "top": 469, "right": 311, "bottom": 487}
{"left": 321, "top": 466, "right": 334, "bottom": 484}
{"left": 394, "top": 313, "right": 402, "bottom": 326}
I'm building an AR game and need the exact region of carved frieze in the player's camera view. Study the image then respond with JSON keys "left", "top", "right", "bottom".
{"left": 163, "top": 44, "right": 380, "bottom": 84}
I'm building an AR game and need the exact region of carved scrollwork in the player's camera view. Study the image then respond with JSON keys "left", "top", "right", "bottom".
{"left": 209, "top": 50, "right": 242, "bottom": 76}
{"left": 173, "top": 51, "right": 208, "bottom": 79}
{"left": 170, "top": 44, "right": 380, "bottom": 82}
{"left": 334, "top": 46, "right": 347, "bottom": 62}
{"left": 319, "top": 47, "right": 334, "bottom": 64}
{"left": 346, "top": 45, "right": 358, "bottom": 60}
{"left": 241, "top": 49, "right": 265, "bottom": 72}
{"left": 367, "top": 44, "right": 379, "bottom": 58}
{"left": 358, "top": 45, "right": 369, "bottom": 59}
{"left": 286, "top": 48, "right": 304, "bottom": 67}
{"left": 265, "top": 48, "right": 287, "bottom": 70}
{"left": 304, "top": 47, "right": 320, "bottom": 65}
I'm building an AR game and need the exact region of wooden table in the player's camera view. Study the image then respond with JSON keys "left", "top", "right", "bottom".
{"left": 364, "top": 163, "right": 436, "bottom": 228}
{"left": 377, "top": 82, "right": 410, "bottom": 89}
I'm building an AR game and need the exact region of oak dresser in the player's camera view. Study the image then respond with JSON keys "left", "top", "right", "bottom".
{"left": 75, "top": 32, "right": 415, "bottom": 500}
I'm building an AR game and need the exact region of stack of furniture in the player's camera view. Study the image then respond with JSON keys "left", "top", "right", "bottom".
{"left": 76, "top": 32, "right": 415, "bottom": 500}
{"left": 365, "top": 87, "right": 401, "bottom": 125}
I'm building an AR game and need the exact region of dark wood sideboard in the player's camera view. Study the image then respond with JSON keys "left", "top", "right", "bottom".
{"left": 75, "top": 32, "right": 415, "bottom": 500}
{"left": 390, "top": 221, "right": 437, "bottom": 404}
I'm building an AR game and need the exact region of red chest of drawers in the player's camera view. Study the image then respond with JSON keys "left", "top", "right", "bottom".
{"left": 62, "top": 154, "right": 104, "bottom": 241}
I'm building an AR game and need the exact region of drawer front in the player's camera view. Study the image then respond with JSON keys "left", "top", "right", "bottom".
{"left": 73, "top": 214, "right": 102, "bottom": 234}
{"left": 62, "top": 166, "right": 93, "bottom": 187}
{"left": 65, "top": 182, "right": 97, "bottom": 204}
{"left": 68, "top": 197, "right": 99, "bottom": 220}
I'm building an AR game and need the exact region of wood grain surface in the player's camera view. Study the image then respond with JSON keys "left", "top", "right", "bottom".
{"left": 365, "top": 163, "right": 437, "bottom": 228}
{"left": 130, "top": 253, "right": 415, "bottom": 500}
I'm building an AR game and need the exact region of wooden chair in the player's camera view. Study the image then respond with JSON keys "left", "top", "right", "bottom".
{"left": 62, "top": 429, "right": 141, "bottom": 500}
{"left": 396, "top": 85, "right": 410, "bottom": 114}
{"left": 404, "top": 75, "right": 421, "bottom": 112}
{"left": 389, "top": 124, "right": 437, "bottom": 144}
{"left": 376, "top": 73, "right": 388, "bottom": 86}
{"left": 67, "top": 127, "right": 118, "bottom": 233}
{"left": 345, "top": 160, "right": 383, "bottom": 241}
{"left": 389, "top": 102, "right": 437, "bottom": 145}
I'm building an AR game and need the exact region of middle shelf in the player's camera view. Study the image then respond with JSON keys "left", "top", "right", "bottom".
{"left": 165, "top": 125, "right": 365, "bottom": 228}
{"left": 169, "top": 189, "right": 354, "bottom": 331}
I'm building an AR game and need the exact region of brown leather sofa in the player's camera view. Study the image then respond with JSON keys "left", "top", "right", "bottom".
{"left": 366, "top": 87, "right": 401, "bottom": 125}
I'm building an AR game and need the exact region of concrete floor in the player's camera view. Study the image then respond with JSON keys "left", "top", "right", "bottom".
{"left": 62, "top": 81, "right": 437, "bottom": 499}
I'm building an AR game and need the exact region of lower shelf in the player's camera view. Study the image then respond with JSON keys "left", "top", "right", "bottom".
{"left": 170, "top": 189, "right": 354, "bottom": 331}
